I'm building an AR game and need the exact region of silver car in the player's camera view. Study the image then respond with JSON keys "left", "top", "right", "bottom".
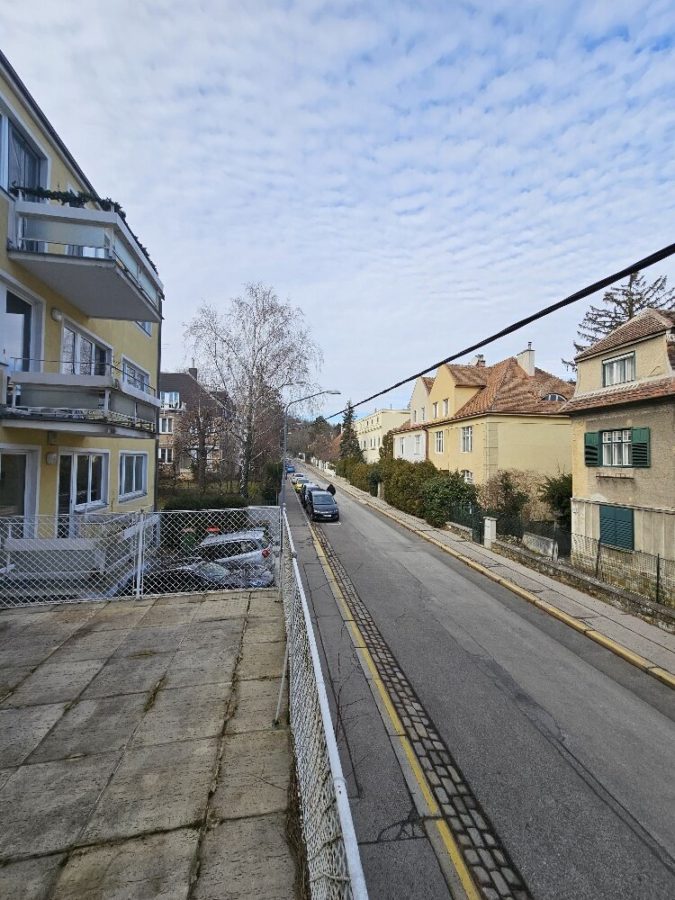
{"left": 197, "top": 529, "right": 272, "bottom": 570}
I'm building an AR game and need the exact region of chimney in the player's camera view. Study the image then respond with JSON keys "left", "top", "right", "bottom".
{"left": 516, "top": 343, "right": 535, "bottom": 376}
{"left": 188, "top": 367, "right": 198, "bottom": 380}
{"left": 471, "top": 353, "right": 486, "bottom": 367}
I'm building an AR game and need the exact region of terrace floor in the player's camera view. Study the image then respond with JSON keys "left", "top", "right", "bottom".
{"left": 0, "top": 590, "right": 296, "bottom": 899}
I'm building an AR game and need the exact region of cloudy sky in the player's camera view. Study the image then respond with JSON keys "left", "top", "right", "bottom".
{"left": 3, "top": 0, "right": 675, "bottom": 419}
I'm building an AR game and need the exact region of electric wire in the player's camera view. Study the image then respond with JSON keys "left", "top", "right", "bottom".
{"left": 325, "top": 240, "right": 675, "bottom": 420}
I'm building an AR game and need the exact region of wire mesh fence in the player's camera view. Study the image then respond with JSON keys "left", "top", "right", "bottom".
{"left": 279, "top": 512, "right": 367, "bottom": 900}
{"left": 0, "top": 507, "right": 281, "bottom": 607}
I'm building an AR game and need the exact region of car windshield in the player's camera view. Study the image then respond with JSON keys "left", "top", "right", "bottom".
{"left": 313, "top": 494, "right": 333, "bottom": 505}
{"left": 194, "top": 563, "right": 231, "bottom": 578}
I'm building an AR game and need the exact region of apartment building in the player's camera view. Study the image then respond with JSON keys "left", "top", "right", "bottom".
{"left": 393, "top": 376, "right": 433, "bottom": 463}
{"left": 158, "top": 369, "right": 228, "bottom": 474}
{"left": 354, "top": 407, "right": 409, "bottom": 464}
{"left": 564, "top": 309, "right": 675, "bottom": 560}
{"left": 0, "top": 52, "right": 163, "bottom": 533}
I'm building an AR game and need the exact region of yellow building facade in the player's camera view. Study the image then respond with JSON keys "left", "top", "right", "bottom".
{"left": 0, "top": 53, "right": 162, "bottom": 532}
{"left": 354, "top": 408, "right": 410, "bottom": 464}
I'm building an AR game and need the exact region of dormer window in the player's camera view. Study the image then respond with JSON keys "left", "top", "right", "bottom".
{"left": 602, "top": 352, "right": 635, "bottom": 387}
{"left": 545, "top": 393, "right": 566, "bottom": 401}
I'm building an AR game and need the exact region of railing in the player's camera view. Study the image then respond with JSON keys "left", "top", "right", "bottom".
{"left": 279, "top": 511, "right": 368, "bottom": 899}
{"left": 0, "top": 507, "right": 282, "bottom": 606}
{"left": 6, "top": 358, "right": 157, "bottom": 397}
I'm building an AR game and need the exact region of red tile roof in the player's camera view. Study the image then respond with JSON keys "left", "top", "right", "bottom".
{"left": 575, "top": 309, "right": 675, "bottom": 361}
{"left": 444, "top": 363, "right": 489, "bottom": 386}
{"left": 422, "top": 376, "right": 435, "bottom": 391}
{"left": 391, "top": 418, "right": 428, "bottom": 435}
{"left": 562, "top": 377, "right": 675, "bottom": 414}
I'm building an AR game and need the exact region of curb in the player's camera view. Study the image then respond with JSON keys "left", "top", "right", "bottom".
{"left": 312, "top": 467, "right": 675, "bottom": 692}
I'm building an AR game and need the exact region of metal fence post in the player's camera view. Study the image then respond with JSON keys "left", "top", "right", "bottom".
{"left": 656, "top": 553, "right": 661, "bottom": 605}
{"left": 134, "top": 511, "right": 146, "bottom": 599}
{"left": 595, "top": 539, "right": 602, "bottom": 579}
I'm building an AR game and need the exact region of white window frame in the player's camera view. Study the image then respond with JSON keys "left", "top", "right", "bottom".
{"left": 0, "top": 444, "right": 40, "bottom": 527}
{"left": 159, "top": 416, "right": 174, "bottom": 434}
{"left": 58, "top": 449, "right": 109, "bottom": 512}
{"left": 414, "top": 434, "right": 421, "bottom": 454}
{"left": 122, "top": 357, "right": 150, "bottom": 393}
{"left": 135, "top": 321, "right": 152, "bottom": 336}
{"left": 61, "top": 319, "right": 111, "bottom": 376}
{"left": 461, "top": 426, "right": 473, "bottom": 453}
{"left": 443, "top": 399, "right": 449, "bottom": 416}
{"left": 119, "top": 452, "right": 148, "bottom": 501}
{"left": 158, "top": 447, "right": 173, "bottom": 464}
{"left": 461, "top": 469, "right": 474, "bottom": 484}
{"left": 1, "top": 281, "right": 44, "bottom": 372}
{"left": 435, "top": 430, "right": 444, "bottom": 453}
{"left": 601, "top": 429, "right": 631, "bottom": 467}
{"left": 602, "top": 352, "right": 635, "bottom": 387}
{"left": 399, "top": 438, "right": 405, "bottom": 456}
{"left": 420, "top": 406, "right": 426, "bottom": 423}
{"left": 413, "top": 409, "right": 417, "bottom": 424}
{"left": 432, "top": 402, "right": 438, "bottom": 418}
{"left": 160, "top": 390, "right": 180, "bottom": 408}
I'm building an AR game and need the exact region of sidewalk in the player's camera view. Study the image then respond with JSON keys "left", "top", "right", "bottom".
{"left": 0, "top": 589, "right": 295, "bottom": 899}
{"left": 309, "top": 465, "right": 675, "bottom": 685}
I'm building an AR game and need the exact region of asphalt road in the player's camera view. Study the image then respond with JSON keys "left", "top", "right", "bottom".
{"left": 287, "top": 473, "right": 675, "bottom": 900}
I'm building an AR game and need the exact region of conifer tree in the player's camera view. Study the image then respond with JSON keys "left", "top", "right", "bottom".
{"left": 339, "top": 402, "right": 363, "bottom": 460}
{"left": 564, "top": 271, "right": 675, "bottom": 368}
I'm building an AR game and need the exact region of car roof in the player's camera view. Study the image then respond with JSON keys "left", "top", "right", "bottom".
{"left": 199, "top": 529, "right": 266, "bottom": 547}
{"left": 311, "top": 491, "right": 334, "bottom": 500}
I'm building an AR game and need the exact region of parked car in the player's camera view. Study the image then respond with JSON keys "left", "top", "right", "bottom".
{"left": 300, "top": 482, "right": 321, "bottom": 508}
{"left": 117, "top": 559, "right": 274, "bottom": 596}
{"left": 308, "top": 490, "right": 339, "bottom": 522}
{"left": 292, "top": 475, "right": 310, "bottom": 492}
{"left": 196, "top": 529, "right": 273, "bottom": 570}
{"left": 285, "top": 461, "right": 296, "bottom": 474}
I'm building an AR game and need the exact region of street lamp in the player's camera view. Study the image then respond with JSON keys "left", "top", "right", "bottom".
{"left": 281, "top": 389, "right": 341, "bottom": 510}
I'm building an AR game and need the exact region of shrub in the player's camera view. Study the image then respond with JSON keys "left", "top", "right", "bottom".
{"left": 162, "top": 491, "right": 248, "bottom": 511}
{"left": 538, "top": 472, "right": 573, "bottom": 530}
{"left": 380, "top": 459, "right": 438, "bottom": 517}
{"left": 421, "top": 472, "right": 478, "bottom": 527}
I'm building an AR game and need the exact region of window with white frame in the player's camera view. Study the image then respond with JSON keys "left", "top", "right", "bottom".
{"left": 443, "top": 399, "right": 449, "bottom": 416}
{"left": 420, "top": 406, "right": 426, "bottom": 422}
{"left": 435, "top": 430, "right": 444, "bottom": 453}
{"left": 73, "top": 453, "right": 107, "bottom": 508}
{"left": 119, "top": 453, "right": 147, "bottom": 499}
{"left": 602, "top": 353, "right": 635, "bottom": 387}
{"left": 461, "top": 426, "right": 473, "bottom": 452}
{"left": 432, "top": 402, "right": 438, "bottom": 418}
{"left": 399, "top": 438, "right": 405, "bottom": 456}
{"left": 160, "top": 390, "right": 180, "bottom": 408}
{"left": 136, "top": 321, "right": 152, "bottom": 335}
{"left": 413, "top": 409, "right": 417, "bottom": 424}
{"left": 159, "top": 416, "right": 173, "bottom": 434}
{"left": 61, "top": 325, "right": 109, "bottom": 376}
{"left": 461, "top": 469, "right": 474, "bottom": 484}
{"left": 158, "top": 447, "right": 173, "bottom": 464}
{"left": 602, "top": 429, "right": 631, "bottom": 466}
{"left": 414, "top": 434, "right": 421, "bottom": 453}
{"left": 7, "top": 121, "right": 44, "bottom": 192}
{"left": 122, "top": 359, "right": 150, "bottom": 393}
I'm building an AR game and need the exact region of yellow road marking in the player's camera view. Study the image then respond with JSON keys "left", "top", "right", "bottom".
{"left": 309, "top": 522, "right": 480, "bottom": 900}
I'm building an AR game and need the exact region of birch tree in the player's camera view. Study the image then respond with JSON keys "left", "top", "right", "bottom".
{"left": 186, "top": 283, "right": 321, "bottom": 499}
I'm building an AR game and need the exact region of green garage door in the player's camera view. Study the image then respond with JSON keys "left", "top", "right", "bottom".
{"left": 599, "top": 505, "right": 634, "bottom": 550}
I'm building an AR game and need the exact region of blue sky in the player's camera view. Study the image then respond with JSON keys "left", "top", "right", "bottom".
{"left": 3, "top": 0, "right": 675, "bottom": 419}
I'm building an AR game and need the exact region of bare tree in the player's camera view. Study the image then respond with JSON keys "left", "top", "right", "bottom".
{"left": 173, "top": 397, "right": 226, "bottom": 493}
{"left": 186, "top": 283, "right": 322, "bottom": 499}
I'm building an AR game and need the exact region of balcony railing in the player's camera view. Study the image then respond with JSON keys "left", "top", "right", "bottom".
{"left": 1, "top": 358, "right": 158, "bottom": 434}
{"left": 7, "top": 199, "right": 163, "bottom": 322}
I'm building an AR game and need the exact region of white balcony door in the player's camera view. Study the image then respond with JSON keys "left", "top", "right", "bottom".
{"left": 58, "top": 452, "right": 107, "bottom": 535}
{"left": 0, "top": 448, "right": 38, "bottom": 536}
{"left": 61, "top": 326, "right": 108, "bottom": 376}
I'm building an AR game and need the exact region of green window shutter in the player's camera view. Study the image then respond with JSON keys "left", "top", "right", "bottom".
{"left": 631, "top": 427, "right": 650, "bottom": 467}
{"left": 600, "top": 505, "right": 634, "bottom": 550}
{"left": 584, "top": 432, "right": 600, "bottom": 466}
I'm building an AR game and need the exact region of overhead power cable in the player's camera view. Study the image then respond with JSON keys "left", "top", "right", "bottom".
{"left": 326, "top": 240, "right": 675, "bottom": 420}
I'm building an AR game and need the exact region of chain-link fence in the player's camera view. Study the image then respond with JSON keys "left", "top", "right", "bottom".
{"left": 279, "top": 512, "right": 367, "bottom": 900}
{"left": 0, "top": 507, "right": 281, "bottom": 607}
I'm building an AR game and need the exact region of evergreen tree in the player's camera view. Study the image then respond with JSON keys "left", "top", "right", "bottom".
{"left": 339, "top": 402, "right": 363, "bottom": 460}
{"left": 564, "top": 271, "right": 675, "bottom": 368}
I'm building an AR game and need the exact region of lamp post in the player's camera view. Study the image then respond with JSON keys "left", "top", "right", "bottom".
{"left": 281, "top": 390, "right": 341, "bottom": 511}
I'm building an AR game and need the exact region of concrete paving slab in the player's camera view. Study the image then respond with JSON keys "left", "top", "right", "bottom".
{"left": 0, "top": 767, "right": 16, "bottom": 791}
{"left": 0, "top": 703, "right": 65, "bottom": 766}
{"left": 245, "top": 615, "right": 286, "bottom": 643}
{"left": 0, "top": 665, "right": 32, "bottom": 700}
{"left": 86, "top": 606, "right": 152, "bottom": 631}
{"left": 136, "top": 603, "right": 200, "bottom": 628}
{"left": 113, "top": 625, "right": 188, "bottom": 658}
{"left": 0, "top": 753, "right": 121, "bottom": 856}
{"left": 2, "top": 659, "right": 104, "bottom": 707}
{"left": 0, "top": 853, "right": 66, "bottom": 899}
{"left": 237, "top": 638, "right": 285, "bottom": 681}
{"left": 52, "top": 829, "right": 199, "bottom": 900}
{"left": 179, "top": 619, "right": 243, "bottom": 653}
{"left": 193, "top": 813, "right": 295, "bottom": 900}
{"left": 192, "top": 595, "right": 249, "bottom": 620}
{"left": 82, "top": 737, "right": 218, "bottom": 842}
{"left": 0, "top": 641, "right": 65, "bottom": 668}
{"left": 248, "top": 593, "right": 282, "bottom": 618}
{"left": 81, "top": 652, "right": 173, "bottom": 699}
{"left": 210, "top": 729, "right": 290, "bottom": 820}
{"left": 163, "top": 648, "right": 238, "bottom": 688}
{"left": 28, "top": 693, "right": 148, "bottom": 763}
{"left": 49, "top": 627, "right": 131, "bottom": 662}
{"left": 131, "top": 682, "right": 230, "bottom": 747}
{"left": 228, "top": 677, "right": 285, "bottom": 734}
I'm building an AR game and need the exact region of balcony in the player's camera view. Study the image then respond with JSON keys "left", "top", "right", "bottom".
{"left": 6, "top": 199, "right": 162, "bottom": 322}
{"left": 0, "top": 359, "right": 159, "bottom": 437}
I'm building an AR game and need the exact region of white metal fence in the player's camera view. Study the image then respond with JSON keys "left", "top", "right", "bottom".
{"left": 0, "top": 507, "right": 281, "bottom": 607}
{"left": 279, "top": 511, "right": 367, "bottom": 900}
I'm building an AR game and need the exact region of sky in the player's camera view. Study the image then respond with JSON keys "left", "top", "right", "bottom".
{"left": 3, "top": 0, "right": 675, "bottom": 420}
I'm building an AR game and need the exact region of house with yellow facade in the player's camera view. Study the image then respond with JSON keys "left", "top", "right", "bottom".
{"left": 393, "top": 376, "right": 433, "bottom": 463}
{"left": 0, "top": 52, "right": 162, "bottom": 545}
{"left": 354, "top": 407, "right": 409, "bottom": 464}
{"left": 393, "top": 347, "right": 573, "bottom": 484}
{"left": 564, "top": 309, "right": 675, "bottom": 569}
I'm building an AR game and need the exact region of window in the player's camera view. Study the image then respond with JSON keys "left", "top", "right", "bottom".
{"left": 414, "top": 434, "right": 421, "bottom": 453}
{"left": 585, "top": 428, "right": 650, "bottom": 468}
{"left": 435, "top": 430, "right": 444, "bottom": 453}
{"left": 443, "top": 399, "right": 449, "bottom": 416}
{"left": 158, "top": 447, "right": 173, "bottom": 464}
{"left": 545, "top": 393, "right": 566, "bottom": 402}
{"left": 119, "top": 453, "right": 147, "bottom": 499}
{"left": 461, "top": 426, "right": 473, "bottom": 452}
{"left": 399, "top": 438, "right": 404, "bottom": 456}
{"left": 160, "top": 390, "right": 180, "bottom": 408}
{"left": 461, "top": 470, "right": 474, "bottom": 484}
{"left": 73, "top": 453, "right": 106, "bottom": 508}
{"left": 61, "top": 325, "right": 108, "bottom": 376}
{"left": 420, "top": 406, "right": 426, "bottom": 422}
{"left": 413, "top": 409, "right": 417, "bottom": 424}
{"left": 8, "top": 122, "right": 43, "bottom": 191}
{"left": 122, "top": 359, "right": 150, "bottom": 393}
{"left": 5, "top": 292, "right": 32, "bottom": 372}
{"left": 599, "top": 505, "right": 634, "bottom": 550}
{"left": 136, "top": 321, "right": 152, "bottom": 335}
{"left": 603, "top": 353, "right": 635, "bottom": 387}
{"left": 432, "top": 402, "right": 438, "bottom": 418}
{"left": 159, "top": 416, "right": 173, "bottom": 434}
